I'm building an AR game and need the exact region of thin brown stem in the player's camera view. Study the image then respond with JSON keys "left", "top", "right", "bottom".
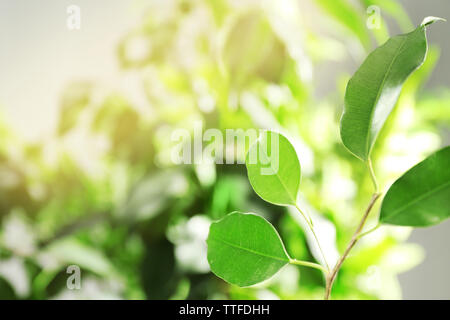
{"left": 324, "top": 192, "right": 381, "bottom": 300}
{"left": 357, "top": 222, "right": 381, "bottom": 240}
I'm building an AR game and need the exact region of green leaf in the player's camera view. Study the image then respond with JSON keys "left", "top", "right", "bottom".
{"left": 44, "top": 238, "right": 115, "bottom": 276}
{"left": 206, "top": 212, "right": 289, "bottom": 287}
{"left": 380, "top": 146, "right": 450, "bottom": 226}
{"left": 245, "top": 131, "right": 300, "bottom": 206}
{"left": 340, "top": 17, "right": 442, "bottom": 161}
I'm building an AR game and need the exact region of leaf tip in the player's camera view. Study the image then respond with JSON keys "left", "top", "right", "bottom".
{"left": 421, "top": 16, "right": 446, "bottom": 27}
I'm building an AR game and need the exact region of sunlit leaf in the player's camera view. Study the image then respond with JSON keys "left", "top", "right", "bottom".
{"left": 245, "top": 131, "right": 300, "bottom": 206}
{"left": 57, "top": 82, "right": 92, "bottom": 136}
{"left": 222, "top": 11, "right": 286, "bottom": 85}
{"left": 207, "top": 212, "right": 289, "bottom": 286}
{"left": 340, "top": 18, "right": 442, "bottom": 160}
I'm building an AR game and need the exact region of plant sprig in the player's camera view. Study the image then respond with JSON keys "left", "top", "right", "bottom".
{"left": 206, "top": 17, "right": 449, "bottom": 299}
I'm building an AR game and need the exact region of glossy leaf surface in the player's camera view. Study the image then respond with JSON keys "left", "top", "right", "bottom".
{"left": 207, "top": 212, "right": 289, "bottom": 287}
{"left": 340, "top": 17, "right": 442, "bottom": 160}
{"left": 380, "top": 146, "right": 450, "bottom": 226}
{"left": 245, "top": 131, "right": 300, "bottom": 206}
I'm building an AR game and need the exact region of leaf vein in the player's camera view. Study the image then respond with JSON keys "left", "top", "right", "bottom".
{"left": 209, "top": 236, "right": 288, "bottom": 263}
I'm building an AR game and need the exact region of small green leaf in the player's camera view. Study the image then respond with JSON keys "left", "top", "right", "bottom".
{"left": 380, "top": 146, "right": 450, "bottom": 226}
{"left": 245, "top": 131, "right": 300, "bottom": 206}
{"left": 340, "top": 17, "right": 443, "bottom": 160}
{"left": 206, "top": 212, "right": 289, "bottom": 287}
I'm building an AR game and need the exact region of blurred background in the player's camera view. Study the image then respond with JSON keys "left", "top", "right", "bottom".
{"left": 0, "top": 0, "right": 449, "bottom": 299}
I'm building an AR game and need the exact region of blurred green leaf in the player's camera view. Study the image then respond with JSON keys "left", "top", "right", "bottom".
{"left": 119, "top": 170, "right": 187, "bottom": 221}
{"left": 315, "top": 0, "right": 371, "bottom": 49}
{"left": 43, "top": 238, "right": 115, "bottom": 276}
{"left": 58, "top": 82, "right": 92, "bottom": 136}
{"left": 142, "top": 238, "right": 178, "bottom": 299}
{"left": 222, "top": 11, "right": 286, "bottom": 86}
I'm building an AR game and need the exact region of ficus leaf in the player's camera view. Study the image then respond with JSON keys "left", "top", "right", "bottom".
{"left": 245, "top": 131, "right": 300, "bottom": 206}
{"left": 380, "top": 146, "right": 450, "bottom": 227}
{"left": 206, "top": 212, "right": 290, "bottom": 287}
{"left": 340, "top": 17, "right": 443, "bottom": 161}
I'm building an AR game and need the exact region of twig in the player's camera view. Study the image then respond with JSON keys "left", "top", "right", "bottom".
{"left": 367, "top": 159, "right": 379, "bottom": 193}
{"left": 295, "top": 204, "right": 330, "bottom": 271}
{"left": 289, "top": 258, "right": 328, "bottom": 274}
{"left": 324, "top": 192, "right": 381, "bottom": 299}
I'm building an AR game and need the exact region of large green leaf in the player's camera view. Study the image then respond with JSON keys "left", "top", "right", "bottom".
{"left": 380, "top": 146, "right": 450, "bottom": 226}
{"left": 245, "top": 131, "right": 300, "bottom": 206}
{"left": 340, "top": 17, "right": 443, "bottom": 161}
{"left": 206, "top": 212, "right": 289, "bottom": 287}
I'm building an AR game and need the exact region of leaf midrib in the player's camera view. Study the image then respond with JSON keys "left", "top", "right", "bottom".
{"left": 383, "top": 179, "right": 450, "bottom": 221}
{"left": 258, "top": 137, "right": 298, "bottom": 204}
{"left": 364, "top": 35, "right": 410, "bottom": 157}
{"left": 209, "top": 236, "right": 289, "bottom": 263}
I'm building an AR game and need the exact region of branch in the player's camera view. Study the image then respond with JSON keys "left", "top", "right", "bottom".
{"left": 289, "top": 258, "right": 328, "bottom": 274}
{"left": 324, "top": 192, "right": 381, "bottom": 300}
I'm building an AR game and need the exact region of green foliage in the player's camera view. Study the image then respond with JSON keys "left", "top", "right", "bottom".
{"left": 207, "top": 212, "right": 289, "bottom": 286}
{"left": 380, "top": 146, "right": 450, "bottom": 226}
{"left": 0, "top": 0, "right": 448, "bottom": 300}
{"left": 222, "top": 11, "right": 286, "bottom": 86}
{"left": 205, "top": 15, "right": 449, "bottom": 299}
